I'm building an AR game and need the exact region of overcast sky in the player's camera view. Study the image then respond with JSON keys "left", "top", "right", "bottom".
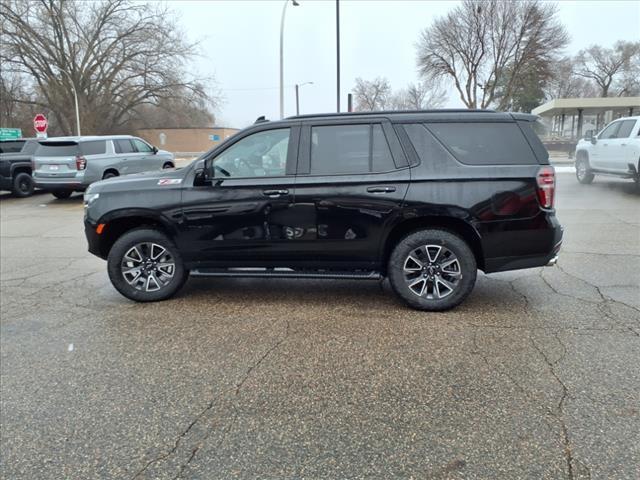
{"left": 168, "top": 0, "right": 640, "bottom": 128}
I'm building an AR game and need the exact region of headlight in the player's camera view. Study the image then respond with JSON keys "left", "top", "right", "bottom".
{"left": 83, "top": 192, "right": 100, "bottom": 208}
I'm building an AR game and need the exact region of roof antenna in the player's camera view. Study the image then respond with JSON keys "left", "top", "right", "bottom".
{"left": 254, "top": 116, "right": 268, "bottom": 124}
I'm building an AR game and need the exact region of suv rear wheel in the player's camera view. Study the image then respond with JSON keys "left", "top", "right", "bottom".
{"left": 576, "top": 154, "right": 595, "bottom": 184}
{"left": 388, "top": 229, "right": 477, "bottom": 311}
{"left": 107, "top": 228, "right": 188, "bottom": 302}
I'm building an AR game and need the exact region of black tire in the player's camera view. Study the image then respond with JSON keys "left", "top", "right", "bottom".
{"left": 388, "top": 229, "right": 477, "bottom": 311}
{"left": 12, "top": 172, "right": 35, "bottom": 198}
{"left": 103, "top": 171, "right": 117, "bottom": 180}
{"left": 52, "top": 190, "right": 73, "bottom": 199}
{"left": 162, "top": 162, "right": 174, "bottom": 169}
{"left": 575, "top": 154, "right": 595, "bottom": 184}
{"left": 107, "top": 228, "right": 189, "bottom": 302}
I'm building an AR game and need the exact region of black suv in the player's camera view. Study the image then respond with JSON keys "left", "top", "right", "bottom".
{"left": 84, "top": 110, "right": 562, "bottom": 310}
{"left": 0, "top": 138, "right": 39, "bottom": 197}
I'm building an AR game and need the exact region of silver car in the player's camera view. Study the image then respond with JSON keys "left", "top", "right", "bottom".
{"left": 32, "top": 135, "right": 175, "bottom": 199}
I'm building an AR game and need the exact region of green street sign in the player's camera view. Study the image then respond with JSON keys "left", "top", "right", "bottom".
{"left": 0, "top": 128, "right": 22, "bottom": 140}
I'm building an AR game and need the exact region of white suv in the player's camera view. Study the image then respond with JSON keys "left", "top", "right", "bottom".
{"left": 575, "top": 116, "right": 640, "bottom": 187}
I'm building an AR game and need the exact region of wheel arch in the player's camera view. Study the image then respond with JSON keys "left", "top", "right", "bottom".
{"left": 103, "top": 168, "right": 119, "bottom": 178}
{"left": 94, "top": 210, "right": 177, "bottom": 259}
{"left": 10, "top": 162, "right": 32, "bottom": 176}
{"left": 381, "top": 216, "right": 484, "bottom": 273}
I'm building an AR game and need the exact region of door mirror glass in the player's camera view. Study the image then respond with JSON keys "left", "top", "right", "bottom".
{"left": 152, "top": 146, "right": 158, "bottom": 154}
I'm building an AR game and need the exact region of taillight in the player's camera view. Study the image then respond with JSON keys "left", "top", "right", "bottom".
{"left": 536, "top": 166, "right": 555, "bottom": 209}
{"left": 76, "top": 155, "right": 86, "bottom": 170}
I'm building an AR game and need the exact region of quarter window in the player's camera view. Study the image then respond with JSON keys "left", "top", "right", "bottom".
{"left": 212, "top": 128, "right": 290, "bottom": 178}
{"left": 310, "top": 124, "right": 395, "bottom": 175}
{"left": 426, "top": 122, "right": 537, "bottom": 165}
{"left": 79, "top": 141, "right": 106, "bottom": 155}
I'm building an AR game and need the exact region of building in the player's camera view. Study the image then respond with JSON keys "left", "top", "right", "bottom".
{"left": 136, "top": 127, "right": 240, "bottom": 155}
{"left": 532, "top": 97, "right": 640, "bottom": 139}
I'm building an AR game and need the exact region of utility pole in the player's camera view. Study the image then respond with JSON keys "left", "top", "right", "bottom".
{"left": 336, "top": 0, "right": 341, "bottom": 113}
{"left": 61, "top": 70, "right": 81, "bottom": 136}
{"left": 279, "top": 0, "right": 300, "bottom": 119}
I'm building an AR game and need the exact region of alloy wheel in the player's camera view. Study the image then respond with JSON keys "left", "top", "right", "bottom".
{"left": 121, "top": 242, "right": 175, "bottom": 292}
{"left": 403, "top": 244, "right": 462, "bottom": 299}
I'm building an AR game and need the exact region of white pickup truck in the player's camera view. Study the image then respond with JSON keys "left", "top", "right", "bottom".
{"left": 575, "top": 116, "right": 640, "bottom": 187}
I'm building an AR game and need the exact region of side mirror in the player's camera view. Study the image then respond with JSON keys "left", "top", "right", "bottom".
{"left": 584, "top": 130, "right": 596, "bottom": 144}
{"left": 152, "top": 146, "right": 159, "bottom": 154}
{"left": 193, "top": 159, "right": 211, "bottom": 186}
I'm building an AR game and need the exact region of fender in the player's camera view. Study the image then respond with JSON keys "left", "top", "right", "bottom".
{"left": 9, "top": 160, "right": 33, "bottom": 176}
{"left": 96, "top": 207, "right": 180, "bottom": 238}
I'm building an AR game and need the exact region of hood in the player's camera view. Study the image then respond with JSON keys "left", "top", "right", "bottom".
{"left": 87, "top": 166, "right": 188, "bottom": 194}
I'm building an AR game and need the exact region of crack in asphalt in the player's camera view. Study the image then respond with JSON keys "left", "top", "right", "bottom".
{"left": 130, "top": 318, "right": 291, "bottom": 480}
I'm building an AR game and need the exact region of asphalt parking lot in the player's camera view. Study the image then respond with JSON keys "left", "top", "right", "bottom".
{"left": 1, "top": 172, "right": 639, "bottom": 479}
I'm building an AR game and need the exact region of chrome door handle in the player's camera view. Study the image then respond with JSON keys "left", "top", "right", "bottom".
{"left": 263, "top": 189, "right": 289, "bottom": 197}
{"left": 367, "top": 186, "right": 396, "bottom": 193}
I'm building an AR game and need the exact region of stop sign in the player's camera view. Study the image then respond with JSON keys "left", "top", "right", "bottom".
{"left": 33, "top": 114, "right": 48, "bottom": 134}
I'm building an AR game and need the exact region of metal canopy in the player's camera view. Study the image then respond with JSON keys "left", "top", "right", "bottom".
{"left": 532, "top": 97, "right": 640, "bottom": 117}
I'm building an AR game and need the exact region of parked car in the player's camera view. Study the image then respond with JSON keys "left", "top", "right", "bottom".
{"left": 575, "top": 116, "right": 640, "bottom": 187}
{"left": 0, "top": 138, "right": 39, "bottom": 197}
{"left": 83, "top": 110, "right": 562, "bottom": 310}
{"left": 33, "top": 135, "right": 174, "bottom": 199}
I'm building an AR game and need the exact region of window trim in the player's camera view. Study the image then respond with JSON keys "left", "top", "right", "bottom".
{"left": 297, "top": 120, "right": 405, "bottom": 177}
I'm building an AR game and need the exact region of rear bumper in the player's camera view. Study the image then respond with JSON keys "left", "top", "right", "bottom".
{"left": 482, "top": 213, "right": 563, "bottom": 273}
{"left": 34, "top": 177, "right": 87, "bottom": 191}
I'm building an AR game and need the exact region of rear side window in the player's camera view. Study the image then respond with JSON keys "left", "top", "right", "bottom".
{"left": 615, "top": 120, "right": 635, "bottom": 138}
{"left": 310, "top": 124, "right": 395, "bottom": 175}
{"left": 114, "top": 139, "right": 135, "bottom": 154}
{"left": 427, "top": 123, "right": 538, "bottom": 165}
{"left": 79, "top": 141, "right": 106, "bottom": 156}
{"left": 402, "top": 124, "right": 457, "bottom": 169}
{"left": 36, "top": 143, "right": 80, "bottom": 156}
{"left": 0, "top": 141, "right": 25, "bottom": 153}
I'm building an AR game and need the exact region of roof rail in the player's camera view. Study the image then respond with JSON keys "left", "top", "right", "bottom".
{"left": 286, "top": 109, "right": 495, "bottom": 120}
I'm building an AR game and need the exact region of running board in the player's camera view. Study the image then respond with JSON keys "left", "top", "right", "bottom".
{"left": 190, "top": 268, "right": 382, "bottom": 280}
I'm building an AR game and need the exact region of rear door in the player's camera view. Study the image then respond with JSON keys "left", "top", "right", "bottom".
{"left": 33, "top": 141, "right": 80, "bottom": 179}
{"left": 289, "top": 119, "right": 410, "bottom": 269}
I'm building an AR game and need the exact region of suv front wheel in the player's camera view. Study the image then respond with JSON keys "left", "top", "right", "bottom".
{"left": 576, "top": 154, "right": 595, "bottom": 184}
{"left": 388, "top": 229, "right": 477, "bottom": 311}
{"left": 107, "top": 228, "right": 189, "bottom": 302}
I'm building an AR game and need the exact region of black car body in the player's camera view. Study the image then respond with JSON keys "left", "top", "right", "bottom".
{"left": 84, "top": 110, "right": 562, "bottom": 310}
{"left": 0, "top": 138, "right": 39, "bottom": 197}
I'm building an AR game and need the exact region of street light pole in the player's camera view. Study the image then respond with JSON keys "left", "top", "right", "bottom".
{"left": 336, "top": 0, "right": 340, "bottom": 113}
{"left": 279, "top": 0, "right": 299, "bottom": 119}
{"left": 295, "top": 81, "right": 313, "bottom": 116}
{"left": 61, "top": 70, "right": 81, "bottom": 136}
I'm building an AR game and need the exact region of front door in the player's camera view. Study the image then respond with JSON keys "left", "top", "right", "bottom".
{"left": 591, "top": 121, "right": 621, "bottom": 170}
{"left": 288, "top": 120, "right": 410, "bottom": 270}
{"left": 179, "top": 125, "right": 300, "bottom": 267}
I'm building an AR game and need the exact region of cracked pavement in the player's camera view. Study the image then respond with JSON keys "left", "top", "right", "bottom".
{"left": 1, "top": 173, "right": 639, "bottom": 479}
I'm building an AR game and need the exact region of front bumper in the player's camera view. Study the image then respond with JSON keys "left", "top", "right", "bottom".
{"left": 84, "top": 220, "right": 105, "bottom": 259}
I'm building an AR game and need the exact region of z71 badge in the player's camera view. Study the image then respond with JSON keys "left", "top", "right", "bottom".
{"left": 157, "top": 179, "right": 182, "bottom": 186}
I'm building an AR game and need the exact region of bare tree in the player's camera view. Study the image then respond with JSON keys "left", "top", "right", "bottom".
{"left": 544, "top": 57, "right": 597, "bottom": 100}
{"left": 416, "top": 0, "right": 568, "bottom": 110}
{"left": 390, "top": 82, "right": 447, "bottom": 110}
{"left": 574, "top": 41, "right": 640, "bottom": 97}
{"left": 353, "top": 77, "right": 392, "bottom": 111}
{"left": 1, "top": 0, "right": 217, "bottom": 135}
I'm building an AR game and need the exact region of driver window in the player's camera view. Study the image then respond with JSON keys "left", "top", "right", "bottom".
{"left": 212, "top": 128, "right": 290, "bottom": 178}
{"left": 598, "top": 122, "right": 620, "bottom": 140}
